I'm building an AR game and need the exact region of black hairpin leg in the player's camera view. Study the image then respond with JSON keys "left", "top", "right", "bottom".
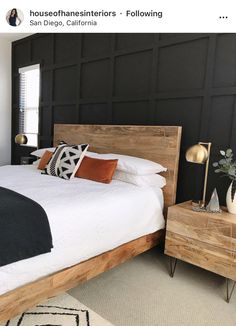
{"left": 169, "top": 257, "right": 177, "bottom": 278}
{"left": 226, "top": 278, "right": 236, "bottom": 303}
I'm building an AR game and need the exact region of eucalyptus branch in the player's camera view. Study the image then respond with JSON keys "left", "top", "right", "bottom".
{"left": 213, "top": 148, "right": 236, "bottom": 201}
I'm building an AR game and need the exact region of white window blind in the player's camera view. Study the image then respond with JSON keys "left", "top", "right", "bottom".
{"left": 19, "top": 64, "right": 40, "bottom": 147}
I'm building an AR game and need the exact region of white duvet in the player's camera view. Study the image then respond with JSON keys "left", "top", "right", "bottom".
{"left": 0, "top": 165, "right": 165, "bottom": 295}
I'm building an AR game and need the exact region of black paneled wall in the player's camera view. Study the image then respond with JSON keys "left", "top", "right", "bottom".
{"left": 12, "top": 33, "right": 236, "bottom": 204}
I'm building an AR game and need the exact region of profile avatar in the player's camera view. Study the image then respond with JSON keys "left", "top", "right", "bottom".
{"left": 6, "top": 9, "right": 23, "bottom": 27}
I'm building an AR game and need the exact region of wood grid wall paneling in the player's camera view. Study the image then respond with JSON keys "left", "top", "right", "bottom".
{"left": 12, "top": 33, "right": 236, "bottom": 204}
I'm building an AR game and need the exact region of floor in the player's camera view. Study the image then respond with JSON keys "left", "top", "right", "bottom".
{"left": 69, "top": 246, "right": 236, "bottom": 326}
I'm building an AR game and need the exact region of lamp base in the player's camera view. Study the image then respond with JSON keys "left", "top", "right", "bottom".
{"left": 191, "top": 200, "right": 222, "bottom": 213}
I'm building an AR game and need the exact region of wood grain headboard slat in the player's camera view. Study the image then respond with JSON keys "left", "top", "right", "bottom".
{"left": 54, "top": 124, "right": 182, "bottom": 211}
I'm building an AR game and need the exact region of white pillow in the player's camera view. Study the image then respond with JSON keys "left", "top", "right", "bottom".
{"left": 86, "top": 151, "right": 100, "bottom": 158}
{"left": 86, "top": 152, "right": 166, "bottom": 175}
{"left": 31, "top": 147, "right": 55, "bottom": 158}
{"left": 113, "top": 170, "right": 166, "bottom": 188}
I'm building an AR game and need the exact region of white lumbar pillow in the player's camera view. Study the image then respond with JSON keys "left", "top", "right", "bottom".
{"left": 113, "top": 170, "right": 166, "bottom": 188}
{"left": 31, "top": 147, "right": 55, "bottom": 158}
{"left": 86, "top": 152, "right": 167, "bottom": 175}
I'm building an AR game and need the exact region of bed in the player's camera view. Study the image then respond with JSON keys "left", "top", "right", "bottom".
{"left": 0, "top": 124, "right": 182, "bottom": 322}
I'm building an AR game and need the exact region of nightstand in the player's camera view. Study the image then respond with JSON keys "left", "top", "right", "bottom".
{"left": 20, "top": 156, "right": 36, "bottom": 165}
{"left": 164, "top": 201, "right": 236, "bottom": 302}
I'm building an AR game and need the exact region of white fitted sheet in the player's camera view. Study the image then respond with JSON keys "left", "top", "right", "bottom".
{"left": 0, "top": 165, "right": 165, "bottom": 295}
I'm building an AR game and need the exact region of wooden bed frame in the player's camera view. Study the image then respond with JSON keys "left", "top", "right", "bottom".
{"left": 0, "top": 124, "right": 182, "bottom": 322}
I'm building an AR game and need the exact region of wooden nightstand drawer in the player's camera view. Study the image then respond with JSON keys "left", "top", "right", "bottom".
{"left": 167, "top": 208, "right": 236, "bottom": 252}
{"left": 165, "top": 231, "right": 236, "bottom": 281}
{"left": 165, "top": 201, "right": 236, "bottom": 283}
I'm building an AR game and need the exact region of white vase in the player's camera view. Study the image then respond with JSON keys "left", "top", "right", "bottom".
{"left": 226, "top": 181, "right": 236, "bottom": 214}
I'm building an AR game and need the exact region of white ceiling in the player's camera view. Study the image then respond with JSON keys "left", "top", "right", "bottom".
{"left": 0, "top": 33, "right": 33, "bottom": 42}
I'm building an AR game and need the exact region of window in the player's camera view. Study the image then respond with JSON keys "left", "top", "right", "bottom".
{"left": 18, "top": 64, "right": 40, "bottom": 147}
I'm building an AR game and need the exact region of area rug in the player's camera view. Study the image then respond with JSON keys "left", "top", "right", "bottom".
{"left": 1, "top": 293, "right": 113, "bottom": 326}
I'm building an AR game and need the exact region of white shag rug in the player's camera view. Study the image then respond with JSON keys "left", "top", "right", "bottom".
{"left": 1, "top": 293, "right": 113, "bottom": 326}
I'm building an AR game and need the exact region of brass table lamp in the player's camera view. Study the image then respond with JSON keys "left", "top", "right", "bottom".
{"left": 186, "top": 142, "right": 211, "bottom": 209}
{"left": 15, "top": 134, "right": 28, "bottom": 145}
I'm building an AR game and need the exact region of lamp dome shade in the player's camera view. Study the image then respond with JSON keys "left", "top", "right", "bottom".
{"left": 185, "top": 144, "right": 208, "bottom": 164}
{"left": 15, "top": 134, "right": 28, "bottom": 145}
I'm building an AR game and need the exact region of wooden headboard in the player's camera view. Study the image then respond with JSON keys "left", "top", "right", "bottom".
{"left": 54, "top": 124, "right": 182, "bottom": 210}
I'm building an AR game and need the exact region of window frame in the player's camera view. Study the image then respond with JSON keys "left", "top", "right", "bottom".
{"left": 18, "top": 63, "right": 41, "bottom": 148}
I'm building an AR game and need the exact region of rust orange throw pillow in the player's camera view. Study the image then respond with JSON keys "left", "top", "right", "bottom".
{"left": 38, "top": 150, "right": 53, "bottom": 170}
{"left": 75, "top": 156, "right": 118, "bottom": 183}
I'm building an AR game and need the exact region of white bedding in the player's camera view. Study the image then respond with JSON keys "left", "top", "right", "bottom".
{"left": 0, "top": 165, "right": 165, "bottom": 295}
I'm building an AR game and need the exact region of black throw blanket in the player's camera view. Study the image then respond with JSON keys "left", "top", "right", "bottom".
{"left": 0, "top": 186, "right": 53, "bottom": 267}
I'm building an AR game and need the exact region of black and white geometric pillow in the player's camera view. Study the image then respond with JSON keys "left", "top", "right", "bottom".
{"left": 43, "top": 144, "right": 67, "bottom": 177}
{"left": 57, "top": 144, "right": 89, "bottom": 180}
{"left": 43, "top": 144, "right": 89, "bottom": 180}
